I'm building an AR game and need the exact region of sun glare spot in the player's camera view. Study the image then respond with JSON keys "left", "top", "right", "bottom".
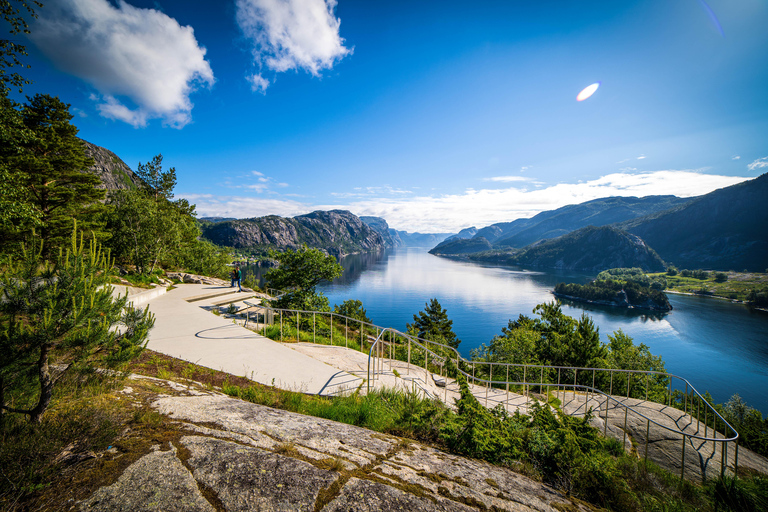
{"left": 577, "top": 82, "right": 600, "bottom": 102}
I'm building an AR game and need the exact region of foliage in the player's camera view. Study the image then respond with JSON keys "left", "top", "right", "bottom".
{"left": 0, "top": 94, "right": 105, "bottom": 259}
{"left": 264, "top": 246, "right": 342, "bottom": 311}
{"left": 333, "top": 299, "right": 371, "bottom": 324}
{"left": 104, "top": 154, "right": 214, "bottom": 276}
{"left": 0, "top": 90, "right": 39, "bottom": 236}
{"left": 406, "top": 298, "right": 461, "bottom": 349}
{"left": 555, "top": 275, "right": 671, "bottom": 310}
{"left": 0, "top": 231, "right": 154, "bottom": 423}
{"left": 0, "top": 0, "right": 40, "bottom": 92}
{"left": 472, "top": 302, "right": 669, "bottom": 400}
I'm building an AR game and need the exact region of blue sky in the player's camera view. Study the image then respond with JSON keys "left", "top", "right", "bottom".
{"left": 13, "top": 0, "right": 768, "bottom": 232}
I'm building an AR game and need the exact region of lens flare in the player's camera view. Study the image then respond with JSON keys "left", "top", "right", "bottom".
{"left": 576, "top": 82, "right": 600, "bottom": 102}
{"left": 698, "top": 0, "right": 725, "bottom": 38}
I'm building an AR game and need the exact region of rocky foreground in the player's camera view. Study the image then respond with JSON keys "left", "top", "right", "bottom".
{"left": 77, "top": 378, "right": 589, "bottom": 512}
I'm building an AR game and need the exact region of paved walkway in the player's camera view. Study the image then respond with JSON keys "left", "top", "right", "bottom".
{"left": 145, "top": 284, "right": 364, "bottom": 396}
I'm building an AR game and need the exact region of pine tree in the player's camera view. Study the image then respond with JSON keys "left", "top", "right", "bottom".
{"left": 0, "top": 230, "right": 154, "bottom": 424}
{"left": 4, "top": 94, "right": 105, "bottom": 259}
{"left": 407, "top": 298, "right": 461, "bottom": 349}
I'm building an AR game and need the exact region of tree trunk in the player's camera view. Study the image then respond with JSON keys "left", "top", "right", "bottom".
{"left": 29, "top": 344, "right": 54, "bottom": 424}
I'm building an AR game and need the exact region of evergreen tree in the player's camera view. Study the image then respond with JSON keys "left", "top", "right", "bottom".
{"left": 0, "top": 230, "right": 154, "bottom": 424}
{"left": 2, "top": 94, "right": 105, "bottom": 259}
{"left": 407, "top": 298, "right": 461, "bottom": 349}
{"left": 0, "top": 90, "right": 39, "bottom": 238}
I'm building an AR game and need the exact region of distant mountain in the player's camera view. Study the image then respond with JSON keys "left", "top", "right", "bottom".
{"left": 360, "top": 216, "right": 400, "bottom": 247}
{"left": 430, "top": 237, "right": 492, "bottom": 256}
{"left": 469, "top": 226, "right": 667, "bottom": 272}
{"left": 394, "top": 231, "right": 453, "bottom": 248}
{"left": 201, "top": 210, "right": 386, "bottom": 257}
{"left": 81, "top": 139, "right": 143, "bottom": 192}
{"left": 619, "top": 173, "right": 768, "bottom": 271}
{"left": 444, "top": 226, "right": 478, "bottom": 242}
{"left": 493, "top": 196, "right": 692, "bottom": 248}
{"left": 199, "top": 217, "right": 238, "bottom": 224}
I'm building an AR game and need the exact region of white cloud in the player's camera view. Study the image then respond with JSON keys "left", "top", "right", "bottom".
{"left": 248, "top": 73, "right": 270, "bottom": 93}
{"left": 483, "top": 176, "right": 532, "bottom": 183}
{"left": 30, "top": 0, "right": 214, "bottom": 128}
{"left": 183, "top": 193, "right": 309, "bottom": 219}
{"left": 637, "top": 155, "right": 647, "bottom": 160}
{"left": 732, "top": 155, "right": 741, "bottom": 160}
{"left": 186, "top": 170, "right": 751, "bottom": 233}
{"left": 236, "top": 0, "right": 352, "bottom": 90}
{"left": 747, "top": 156, "right": 768, "bottom": 172}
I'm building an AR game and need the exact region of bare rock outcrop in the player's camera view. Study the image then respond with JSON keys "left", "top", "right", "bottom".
{"left": 81, "top": 139, "right": 143, "bottom": 192}
{"left": 80, "top": 392, "right": 590, "bottom": 512}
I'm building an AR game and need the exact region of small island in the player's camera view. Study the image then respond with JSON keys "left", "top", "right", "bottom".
{"left": 554, "top": 267, "right": 673, "bottom": 311}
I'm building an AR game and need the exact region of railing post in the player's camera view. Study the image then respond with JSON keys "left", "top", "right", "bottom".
{"left": 681, "top": 435, "right": 686, "bottom": 482}
{"left": 735, "top": 439, "right": 739, "bottom": 477}
{"left": 557, "top": 368, "right": 561, "bottom": 403}
{"left": 626, "top": 372, "right": 631, "bottom": 399}
{"left": 609, "top": 370, "right": 613, "bottom": 396}
{"left": 407, "top": 337, "right": 411, "bottom": 374}
{"left": 604, "top": 395, "right": 609, "bottom": 435}
{"left": 574, "top": 369, "right": 578, "bottom": 403}
{"left": 684, "top": 382, "right": 688, "bottom": 415}
{"left": 424, "top": 343, "right": 428, "bottom": 384}
{"left": 330, "top": 312, "right": 333, "bottom": 344}
{"left": 645, "top": 418, "right": 650, "bottom": 469}
{"left": 345, "top": 317, "right": 348, "bottom": 348}
{"left": 721, "top": 440, "right": 727, "bottom": 477}
{"left": 623, "top": 406, "right": 628, "bottom": 449}
{"left": 297, "top": 311, "right": 299, "bottom": 341}
{"left": 313, "top": 312, "right": 316, "bottom": 343}
{"left": 506, "top": 364, "right": 509, "bottom": 409}
{"left": 524, "top": 365, "right": 528, "bottom": 409}
{"left": 697, "top": 397, "right": 700, "bottom": 434}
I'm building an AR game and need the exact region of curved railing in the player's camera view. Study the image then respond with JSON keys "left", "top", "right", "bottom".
{"left": 241, "top": 302, "right": 740, "bottom": 482}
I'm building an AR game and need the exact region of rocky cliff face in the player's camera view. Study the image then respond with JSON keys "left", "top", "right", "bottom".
{"left": 81, "top": 139, "right": 142, "bottom": 191}
{"left": 360, "top": 216, "right": 400, "bottom": 247}
{"left": 202, "top": 210, "right": 386, "bottom": 257}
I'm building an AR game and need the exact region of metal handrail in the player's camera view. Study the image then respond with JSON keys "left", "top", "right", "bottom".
{"left": 241, "top": 301, "right": 740, "bottom": 480}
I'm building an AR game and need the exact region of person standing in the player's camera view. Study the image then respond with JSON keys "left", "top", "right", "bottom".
{"left": 234, "top": 265, "right": 242, "bottom": 292}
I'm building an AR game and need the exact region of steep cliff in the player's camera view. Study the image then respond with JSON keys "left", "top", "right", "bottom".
{"left": 81, "top": 139, "right": 142, "bottom": 191}
{"left": 202, "top": 210, "right": 386, "bottom": 257}
{"left": 360, "top": 216, "right": 400, "bottom": 247}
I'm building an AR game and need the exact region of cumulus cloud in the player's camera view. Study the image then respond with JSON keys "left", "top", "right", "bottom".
{"left": 236, "top": 0, "right": 352, "bottom": 91}
{"left": 747, "top": 156, "right": 768, "bottom": 172}
{"left": 186, "top": 170, "right": 751, "bottom": 233}
{"left": 30, "top": 0, "right": 214, "bottom": 128}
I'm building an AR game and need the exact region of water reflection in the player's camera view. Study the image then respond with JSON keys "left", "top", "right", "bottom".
{"left": 316, "top": 247, "right": 768, "bottom": 414}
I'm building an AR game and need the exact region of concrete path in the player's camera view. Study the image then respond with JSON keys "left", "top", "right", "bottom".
{"left": 144, "top": 284, "right": 364, "bottom": 396}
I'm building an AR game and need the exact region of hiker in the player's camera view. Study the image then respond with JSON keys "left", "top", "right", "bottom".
{"left": 231, "top": 265, "right": 242, "bottom": 291}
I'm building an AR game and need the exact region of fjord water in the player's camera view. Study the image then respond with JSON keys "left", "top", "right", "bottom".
{"left": 313, "top": 248, "right": 768, "bottom": 414}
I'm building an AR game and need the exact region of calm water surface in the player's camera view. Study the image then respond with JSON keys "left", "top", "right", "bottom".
{"left": 255, "top": 247, "right": 768, "bottom": 413}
